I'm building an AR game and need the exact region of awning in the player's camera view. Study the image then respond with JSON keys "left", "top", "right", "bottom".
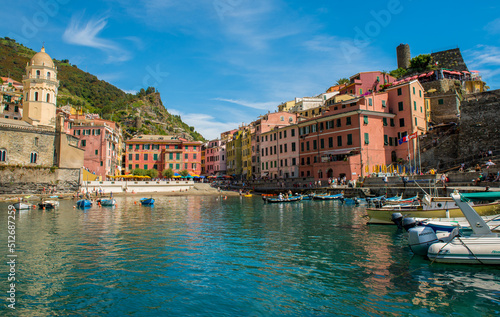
{"left": 110, "top": 175, "right": 150, "bottom": 179}
{"left": 322, "top": 148, "right": 359, "bottom": 156}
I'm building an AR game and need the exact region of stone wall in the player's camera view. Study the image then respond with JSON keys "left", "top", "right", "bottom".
{"left": 458, "top": 90, "right": 500, "bottom": 157}
{"left": 0, "top": 124, "right": 55, "bottom": 166}
{"left": 0, "top": 166, "right": 80, "bottom": 194}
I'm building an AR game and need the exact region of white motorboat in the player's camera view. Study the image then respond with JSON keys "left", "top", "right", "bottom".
{"left": 13, "top": 202, "right": 32, "bottom": 210}
{"left": 406, "top": 192, "right": 500, "bottom": 265}
{"left": 415, "top": 215, "right": 500, "bottom": 233}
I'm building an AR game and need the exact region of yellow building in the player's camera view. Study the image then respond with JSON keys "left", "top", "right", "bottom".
{"left": 226, "top": 130, "right": 243, "bottom": 178}
{"left": 22, "top": 47, "right": 59, "bottom": 127}
{"left": 241, "top": 127, "right": 253, "bottom": 180}
{"left": 278, "top": 100, "right": 295, "bottom": 112}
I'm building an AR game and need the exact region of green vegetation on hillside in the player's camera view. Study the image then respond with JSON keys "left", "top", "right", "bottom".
{"left": 390, "top": 54, "right": 436, "bottom": 79}
{"left": 0, "top": 37, "right": 206, "bottom": 142}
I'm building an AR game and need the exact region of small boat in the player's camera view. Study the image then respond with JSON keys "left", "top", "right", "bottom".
{"left": 301, "top": 194, "right": 313, "bottom": 200}
{"left": 367, "top": 193, "right": 500, "bottom": 224}
{"left": 140, "top": 198, "right": 155, "bottom": 205}
{"left": 243, "top": 194, "right": 252, "bottom": 197}
{"left": 264, "top": 195, "right": 303, "bottom": 203}
{"left": 383, "top": 195, "right": 419, "bottom": 205}
{"left": 76, "top": 199, "right": 92, "bottom": 208}
{"left": 386, "top": 194, "right": 403, "bottom": 201}
{"left": 13, "top": 202, "right": 32, "bottom": 210}
{"left": 405, "top": 192, "right": 500, "bottom": 265}
{"left": 100, "top": 198, "right": 116, "bottom": 207}
{"left": 415, "top": 215, "right": 500, "bottom": 233}
{"left": 312, "top": 193, "right": 344, "bottom": 200}
{"left": 39, "top": 200, "right": 59, "bottom": 209}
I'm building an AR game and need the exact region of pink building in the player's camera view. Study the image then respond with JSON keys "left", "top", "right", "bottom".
{"left": 339, "top": 71, "right": 396, "bottom": 96}
{"left": 204, "top": 138, "right": 228, "bottom": 176}
{"left": 67, "top": 115, "right": 123, "bottom": 179}
{"left": 252, "top": 112, "right": 297, "bottom": 177}
{"left": 298, "top": 80, "right": 426, "bottom": 181}
{"left": 260, "top": 124, "right": 299, "bottom": 179}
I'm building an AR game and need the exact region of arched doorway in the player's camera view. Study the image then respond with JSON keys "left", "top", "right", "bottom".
{"left": 391, "top": 151, "right": 397, "bottom": 163}
{"left": 318, "top": 169, "right": 323, "bottom": 179}
{"left": 327, "top": 168, "right": 334, "bottom": 178}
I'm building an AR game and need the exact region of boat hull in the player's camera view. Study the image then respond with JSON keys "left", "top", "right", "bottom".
{"left": 76, "top": 200, "right": 92, "bottom": 208}
{"left": 100, "top": 199, "right": 116, "bottom": 207}
{"left": 367, "top": 202, "right": 500, "bottom": 224}
{"left": 427, "top": 237, "right": 500, "bottom": 264}
{"left": 39, "top": 200, "right": 59, "bottom": 209}
{"left": 140, "top": 198, "right": 155, "bottom": 205}
{"left": 264, "top": 196, "right": 302, "bottom": 203}
{"left": 312, "top": 194, "right": 343, "bottom": 200}
{"left": 13, "top": 203, "right": 31, "bottom": 210}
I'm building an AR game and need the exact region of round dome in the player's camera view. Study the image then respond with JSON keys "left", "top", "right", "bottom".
{"left": 31, "top": 47, "right": 54, "bottom": 68}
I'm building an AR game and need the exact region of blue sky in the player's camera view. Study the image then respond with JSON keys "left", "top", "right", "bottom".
{"left": 2, "top": 0, "right": 499, "bottom": 139}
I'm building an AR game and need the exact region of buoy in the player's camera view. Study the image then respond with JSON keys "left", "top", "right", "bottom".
{"left": 13, "top": 208, "right": 16, "bottom": 212}
{"left": 73, "top": 206, "right": 76, "bottom": 208}
{"left": 134, "top": 201, "right": 137, "bottom": 204}
{"left": 42, "top": 207, "right": 45, "bottom": 210}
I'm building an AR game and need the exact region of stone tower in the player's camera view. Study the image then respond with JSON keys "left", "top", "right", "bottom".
{"left": 396, "top": 43, "right": 411, "bottom": 69}
{"left": 22, "top": 47, "right": 59, "bottom": 127}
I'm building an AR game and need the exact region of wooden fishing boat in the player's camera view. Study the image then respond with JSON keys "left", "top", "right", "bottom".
{"left": 13, "top": 202, "right": 32, "bottom": 210}
{"left": 264, "top": 195, "right": 302, "bottom": 203}
{"left": 312, "top": 193, "right": 344, "bottom": 200}
{"left": 39, "top": 200, "right": 60, "bottom": 209}
{"left": 76, "top": 199, "right": 92, "bottom": 208}
{"left": 100, "top": 198, "right": 116, "bottom": 207}
{"left": 140, "top": 198, "right": 155, "bottom": 205}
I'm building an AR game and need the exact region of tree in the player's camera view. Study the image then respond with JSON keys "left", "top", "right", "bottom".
{"left": 390, "top": 67, "right": 407, "bottom": 79}
{"left": 131, "top": 168, "right": 146, "bottom": 176}
{"left": 336, "top": 78, "right": 349, "bottom": 85}
{"left": 409, "top": 54, "right": 431, "bottom": 72}
{"left": 162, "top": 168, "right": 174, "bottom": 179}
{"left": 180, "top": 169, "right": 189, "bottom": 177}
{"left": 146, "top": 169, "right": 158, "bottom": 178}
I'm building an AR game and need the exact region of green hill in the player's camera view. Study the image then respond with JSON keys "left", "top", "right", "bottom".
{"left": 0, "top": 37, "right": 205, "bottom": 141}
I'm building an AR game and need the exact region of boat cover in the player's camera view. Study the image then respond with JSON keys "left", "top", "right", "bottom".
{"left": 460, "top": 192, "right": 500, "bottom": 202}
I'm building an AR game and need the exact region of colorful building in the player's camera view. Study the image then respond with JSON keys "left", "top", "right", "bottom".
{"left": 339, "top": 71, "right": 396, "bottom": 96}
{"left": 226, "top": 130, "right": 243, "bottom": 178}
{"left": 1, "top": 78, "right": 23, "bottom": 120}
{"left": 251, "top": 112, "right": 298, "bottom": 179}
{"left": 125, "top": 135, "right": 202, "bottom": 176}
{"left": 241, "top": 127, "right": 253, "bottom": 180}
{"left": 260, "top": 124, "right": 299, "bottom": 179}
{"left": 66, "top": 114, "right": 123, "bottom": 179}
{"left": 298, "top": 80, "right": 426, "bottom": 181}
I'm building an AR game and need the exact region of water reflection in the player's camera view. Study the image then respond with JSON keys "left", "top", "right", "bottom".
{"left": 0, "top": 197, "right": 499, "bottom": 316}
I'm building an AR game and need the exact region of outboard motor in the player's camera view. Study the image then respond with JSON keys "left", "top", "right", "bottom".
{"left": 391, "top": 213, "right": 404, "bottom": 229}
{"left": 407, "top": 226, "right": 439, "bottom": 256}
{"left": 402, "top": 217, "right": 418, "bottom": 231}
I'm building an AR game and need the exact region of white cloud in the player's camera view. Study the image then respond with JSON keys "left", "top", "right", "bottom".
{"left": 62, "top": 14, "right": 131, "bottom": 62}
{"left": 484, "top": 18, "right": 500, "bottom": 34}
{"left": 213, "top": 98, "right": 280, "bottom": 110}
{"left": 168, "top": 109, "right": 240, "bottom": 140}
{"left": 464, "top": 45, "right": 500, "bottom": 89}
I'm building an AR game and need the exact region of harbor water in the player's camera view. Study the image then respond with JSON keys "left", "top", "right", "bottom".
{"left": 1, "top": 195, "right": 499, "bottom": 316}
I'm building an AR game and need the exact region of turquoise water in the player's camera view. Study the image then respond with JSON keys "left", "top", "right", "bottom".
{"left": 1, "top": 196, "right": 499, "bottom": 316}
